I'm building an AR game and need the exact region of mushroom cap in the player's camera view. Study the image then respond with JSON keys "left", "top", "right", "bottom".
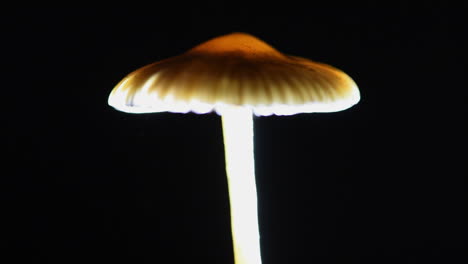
{"left": 108, "top": 33, "right": 360, "bottom": 116}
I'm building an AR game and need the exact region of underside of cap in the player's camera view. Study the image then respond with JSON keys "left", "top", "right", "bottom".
{"left": 108, "top": 33, "right": 360, "bottom": 116}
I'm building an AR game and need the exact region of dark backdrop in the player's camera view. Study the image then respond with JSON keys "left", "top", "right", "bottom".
{"left": 3, "top": 4, "right": 466, "bottom": 264}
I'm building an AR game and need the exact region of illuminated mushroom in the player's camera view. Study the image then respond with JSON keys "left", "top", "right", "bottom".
{"left": 108, "top": 32, "right": 360, "bottom": 264}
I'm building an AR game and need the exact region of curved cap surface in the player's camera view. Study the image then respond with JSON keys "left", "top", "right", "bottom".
{"left": 108, "top": 33, "right": 360, "bottom": 116}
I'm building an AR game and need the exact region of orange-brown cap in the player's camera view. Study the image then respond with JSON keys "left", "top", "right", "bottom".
{"left": 108, "top": 33, "right": 360, "bottom": 116}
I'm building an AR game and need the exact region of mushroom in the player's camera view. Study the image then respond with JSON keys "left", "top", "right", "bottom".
{"left": 108, "top": 32, "right": 360, "bottom": 264}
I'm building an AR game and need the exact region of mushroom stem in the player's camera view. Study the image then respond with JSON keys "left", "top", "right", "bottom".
{"left": 221, "top": 107, "right": 262, "bottom": 264}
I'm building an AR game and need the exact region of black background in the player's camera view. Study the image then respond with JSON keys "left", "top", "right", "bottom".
{"left": 3, "top": 4, "right": 466, "bottom": 264}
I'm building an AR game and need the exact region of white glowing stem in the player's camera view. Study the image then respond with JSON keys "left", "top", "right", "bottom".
{"left": 221, "top": 107, "right": 262, "bottom": 264}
